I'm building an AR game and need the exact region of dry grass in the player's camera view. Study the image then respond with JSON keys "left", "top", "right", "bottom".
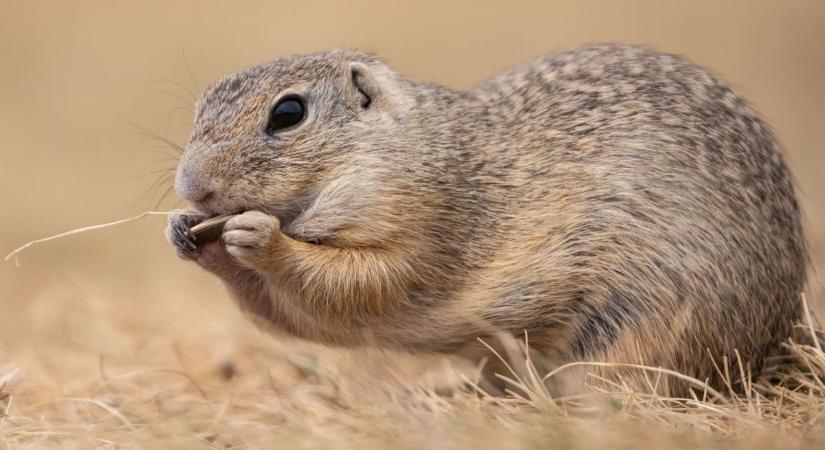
{"left": 3, "top": 212, "right": 180, "bottom": 265}
{"left": 2, "top": 275, "right": 824, "bottom": 450}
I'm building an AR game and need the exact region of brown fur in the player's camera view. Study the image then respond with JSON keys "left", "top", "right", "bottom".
{"left": 167, "top": 44, "right": 807, "bottom": 395}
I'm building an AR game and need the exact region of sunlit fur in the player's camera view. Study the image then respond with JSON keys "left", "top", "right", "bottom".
{"left": 169, "top": 44, "right": 807, "bottom": 395}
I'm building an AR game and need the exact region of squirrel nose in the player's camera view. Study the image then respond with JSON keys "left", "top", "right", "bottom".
{"left": 175, "top": 165, "right": 215, "bottom": 203}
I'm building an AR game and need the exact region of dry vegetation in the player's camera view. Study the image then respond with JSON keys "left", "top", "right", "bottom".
{"left": 2, "top": 270, "right": 824, "bottom": 449}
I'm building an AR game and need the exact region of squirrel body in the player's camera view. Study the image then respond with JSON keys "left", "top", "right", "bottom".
{"left": 168, "top": 44, "right": 807, "bottom": 394}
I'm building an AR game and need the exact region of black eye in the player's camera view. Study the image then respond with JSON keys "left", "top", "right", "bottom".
{"left": 266, "top": 96, "right": 305, "bottom": 133}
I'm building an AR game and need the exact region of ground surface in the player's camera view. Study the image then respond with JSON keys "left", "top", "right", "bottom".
{"left": 1, "top": 256, "right": 824, "bottom": 449}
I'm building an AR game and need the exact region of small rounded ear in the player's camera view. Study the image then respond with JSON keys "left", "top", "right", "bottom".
{"left": 350, "top": 62, "right": 381, "bottom": 109}
{"left": 347, "top": 61, "right": 413, "bottom": 118}
{"left": 350, "top": 62, "right": 379, "bottom": 109}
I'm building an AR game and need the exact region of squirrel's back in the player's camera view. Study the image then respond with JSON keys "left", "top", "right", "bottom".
{"left": 453, "top": 44, "right": 806, "bottom": 390}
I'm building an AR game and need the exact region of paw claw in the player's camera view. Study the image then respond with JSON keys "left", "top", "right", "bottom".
{"left": 167, "top": 210, "right": 206, "bottom": 260}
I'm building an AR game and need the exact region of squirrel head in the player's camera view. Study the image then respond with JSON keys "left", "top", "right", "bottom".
{"left": 175, "top": 50, "right": 416, "bottom": 234}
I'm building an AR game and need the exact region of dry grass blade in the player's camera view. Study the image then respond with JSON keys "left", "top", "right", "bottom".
{"left": 66, "top": 398, "right": 137, "bottom": 432}
{"left": 802, "top": 294, "right": 822, "bottom": 354}
{"left": 3, "top": 211, "right": 186, "bottom": 265}
{"left": 0, "top": 367, "right": 20, "bottom": 393}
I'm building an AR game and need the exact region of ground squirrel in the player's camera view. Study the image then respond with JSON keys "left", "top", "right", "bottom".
{"left": 167, "top": 44, "right": 807, "bottom": 394}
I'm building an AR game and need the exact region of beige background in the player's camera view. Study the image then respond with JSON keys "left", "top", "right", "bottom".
{"left": 1, "top": 0, "right": 823, "bottom": 362}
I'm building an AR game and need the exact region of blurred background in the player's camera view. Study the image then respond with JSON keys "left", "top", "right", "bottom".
{"left": 1, "top": 0, "right": 823, "bottom": 379}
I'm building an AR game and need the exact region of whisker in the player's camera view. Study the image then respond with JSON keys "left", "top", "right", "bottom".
{"left": 140, "top": 147, "right": 181, "bottom": 161}
{"left": 124, "top": 120, "right": 185, "bottom": 154}
{"left": 149, "top": 79, "right": 199, "bottom": 104}
{"left": 155, "top": 90, "right": 196, "bottom": 110}
{"left": 183, "top": 53, "right": 202, "bottom": 94}
{"left": 143, "top": 157, "right": 181, "bottom": 167}
{"left": 122, "top": 167, "right": 176, "bottom": 182}
{"left": 130, "top": 172, "right": 173, "bottom": 211}
{"left": 167, "top": 106, "right": 194, "bottom": 125}
{"left": 153, "top": 183, "right": 176, "bottom": 210}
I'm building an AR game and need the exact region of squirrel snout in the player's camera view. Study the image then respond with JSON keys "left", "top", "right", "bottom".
{"left": 175, "top": 164, "right": 216, "bottom": 204}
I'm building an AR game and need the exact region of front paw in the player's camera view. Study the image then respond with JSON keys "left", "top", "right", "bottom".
{"left": 166, "top": 209, "right": 207, "bottom": 260}
{"left": 223, "top": 211, "right": 282, "bottom": 268}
